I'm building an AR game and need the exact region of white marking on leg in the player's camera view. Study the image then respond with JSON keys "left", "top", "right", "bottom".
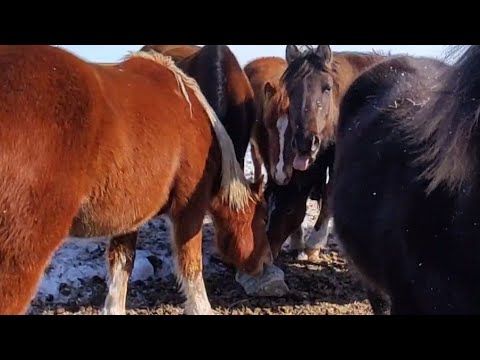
{"left": 327, "top": 218, "right": 335, "bottom": 236}
{"left": 102, "top": 252, "right": 129, "bottom": 315}
{"left": 177, "top": 273, "right": 213, "bottom": 315}
{"left": 274, "top": 115, "right": 289, "bottom": 185}
{"left": 169, "top": 218, "right": 213, "bottom": 315}
{"left": 306, "top": 217, "right": 331, "bottom": 250}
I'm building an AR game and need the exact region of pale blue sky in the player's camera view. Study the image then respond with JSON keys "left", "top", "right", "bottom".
{"left": 59, "top": 45, "right": 451, "bottom": 66}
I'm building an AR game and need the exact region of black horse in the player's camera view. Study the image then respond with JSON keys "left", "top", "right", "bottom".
{"left": 333, "top": 45, "right": 480, "bottom": 314}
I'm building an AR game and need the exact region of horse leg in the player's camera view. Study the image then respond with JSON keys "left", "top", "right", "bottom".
{"left": 366, "top": 287, "right": 390, "bottom": 315}
{"left": 171, "top": 211, "right": 213, "bottom": 315}
{"left": 289, "top": 226, "right": 305, "bottom": 251}
{"left": 0, "top": 228, "right": 72, "bottom": 314}
{"left": 390, "top": 295, "right": 419, "bottom": 315}
{"left": 0, "top": 184, "right": 82, "bottom": 314}
{"left": 101, "top": 232, "right": 137, "bottom": 315}
{"left": 305, "top": 185, "right": 332, "bottom": 261}
{"left": 250, "top": 139, "right": 264, "bottom": 182}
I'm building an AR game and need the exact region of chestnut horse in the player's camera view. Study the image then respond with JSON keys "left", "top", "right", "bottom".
{"left": 140, "top": 45, "right": 256, "bottom": 169}
{"left": 333, "top": 46, "right": 480, "bottom": 314}
{"left": 262, "top": 45, "right": 388, "bottom": 261}
{"left": 0, "top": 45, "right": 272, "bottom": 315}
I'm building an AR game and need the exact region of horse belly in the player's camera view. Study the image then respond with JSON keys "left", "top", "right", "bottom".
{"left": 69, "top": 154, "right": 180, "bottom": 238}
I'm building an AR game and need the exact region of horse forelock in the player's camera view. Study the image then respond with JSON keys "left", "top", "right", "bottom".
{"left": 128, "top": 51, "right": 252, "bottom": 211}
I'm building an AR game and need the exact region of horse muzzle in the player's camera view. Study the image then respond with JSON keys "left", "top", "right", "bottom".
{"left": 292, "top": 132, "right": 321, "bottom": 171}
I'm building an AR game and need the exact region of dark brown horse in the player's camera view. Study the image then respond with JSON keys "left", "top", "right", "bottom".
{"left": 265, "top": 46, "right": 387, "bottom": 261}
{"left": 333, "top": 45, "right": 480, "bottom": 314}
{"left": 0, "top": 45, "right": 273, "bottom": 315}
{"left": 141, "top": 45, "right": 256, "bottom": 169}
{"left": 283, "top": 45, "right": 387, "bottom": 171}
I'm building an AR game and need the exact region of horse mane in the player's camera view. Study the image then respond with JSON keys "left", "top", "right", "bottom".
{"left": 281, "top": 50, "right": 389, "bottom": 90}
{"left": 281, "top": 52, "right": 336, "bottom": 92}
{"left": 397, "top": 46, "right": 480, "bottom": 193}
{"left": 127, "top": 51, "right": 252, "bottom": 210}
{"left": 192, "top": 45, "right": 229, "bottom": 122}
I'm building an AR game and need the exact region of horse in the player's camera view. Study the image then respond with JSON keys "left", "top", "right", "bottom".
{"left": 263, "top": 46, "right": 387, "bottom": 261}
{"left": 332, "top": 45, "right": 480, "bottom": 314}
{"left": 244, "top": 57, "right": 292, "bottom": 185}
{"left": 0, "top": 45, "right": 273, "bottom": 315}
{"left": 282, "top": 45, "right": 387, "bottom": 171}
{"left": 131, "top": 45, "right": 289, "bottom": 299}
{"left": 244, "top": 57, "right": 306, "bottom": 257}
{"left": 264, "top": 146, "right": 335, "bottom": 260}
{"left": 140, "top": 45, "right": 256, "bottom": 169}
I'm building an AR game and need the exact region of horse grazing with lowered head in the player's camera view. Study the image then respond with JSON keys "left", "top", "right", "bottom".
{"left": 0, "top": 45, "right": 273, "bottom": 315}
{"left": 263, "top": 45, "right": 387, "bottom": 261}
{"left": 140, "top": 45, "right": 256, "bottom": 169}
{"left": 133, "top": 45, "right": 288, "bottom": 298}
{"left": 333, "top": 45, "right": 480, "bottom": 314}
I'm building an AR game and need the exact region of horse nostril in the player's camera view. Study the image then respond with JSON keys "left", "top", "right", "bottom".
{"left": 292, "top": 137, "right": 297, "bottom": 151}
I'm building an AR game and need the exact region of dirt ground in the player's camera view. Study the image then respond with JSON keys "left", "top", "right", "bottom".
{"left": 29, "top": 248, "right": 373, "bottom": 315}
{"left": 28, "top": 200, "right": 374, "bottom": 316}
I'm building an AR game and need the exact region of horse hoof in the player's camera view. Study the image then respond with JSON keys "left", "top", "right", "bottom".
{"left": 183, "top": 307, "right": 216, "bottom": 316}
{"left": 304, "top": 248, "right": 321, "bottom": 262}
{"left": 100, "top": 307, "right": 126, "bottom": 316}
{"left": 236, "top": 264, "right": 290, "bottom": 297}
{"left": 296, "top": 251, "right": 309, "bottom": 261}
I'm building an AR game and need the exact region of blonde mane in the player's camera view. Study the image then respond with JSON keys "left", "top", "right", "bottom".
{"left": 128, "top": 51, "right": 252, "bottom": 210}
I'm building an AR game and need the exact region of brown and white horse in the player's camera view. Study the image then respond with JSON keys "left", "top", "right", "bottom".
{"left": 0, "top": 45, "right": 272, "bottom": 315}
{"left": 244, "top": 57, "right": 293, "bottom": 186}
{"left": 244, "top": 57, "right": 307, "bottom": 254}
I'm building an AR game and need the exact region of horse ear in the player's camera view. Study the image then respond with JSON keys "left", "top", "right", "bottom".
{"left": 251, "top": 175, "right": 265, "bottom": 196}
{"left": 315, "top": 45, "right": 333, "bottom": 66}
{"left": 264, "top": 82, "right": 276, "bottom": 100}
{"left": 286, "top": 45, "right": 313, "bottom": 64}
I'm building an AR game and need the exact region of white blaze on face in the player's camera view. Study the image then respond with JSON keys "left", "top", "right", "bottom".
{"left": 274, "top": 115, "right": 289, "bottom": 184}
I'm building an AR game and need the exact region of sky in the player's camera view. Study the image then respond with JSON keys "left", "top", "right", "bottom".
{"left": 59, "top": 45, "right": 451, "bottom": 66}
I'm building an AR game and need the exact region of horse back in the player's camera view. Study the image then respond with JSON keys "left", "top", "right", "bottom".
{"left": 140, "top": 45, "right": 201, "bottom": 62}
